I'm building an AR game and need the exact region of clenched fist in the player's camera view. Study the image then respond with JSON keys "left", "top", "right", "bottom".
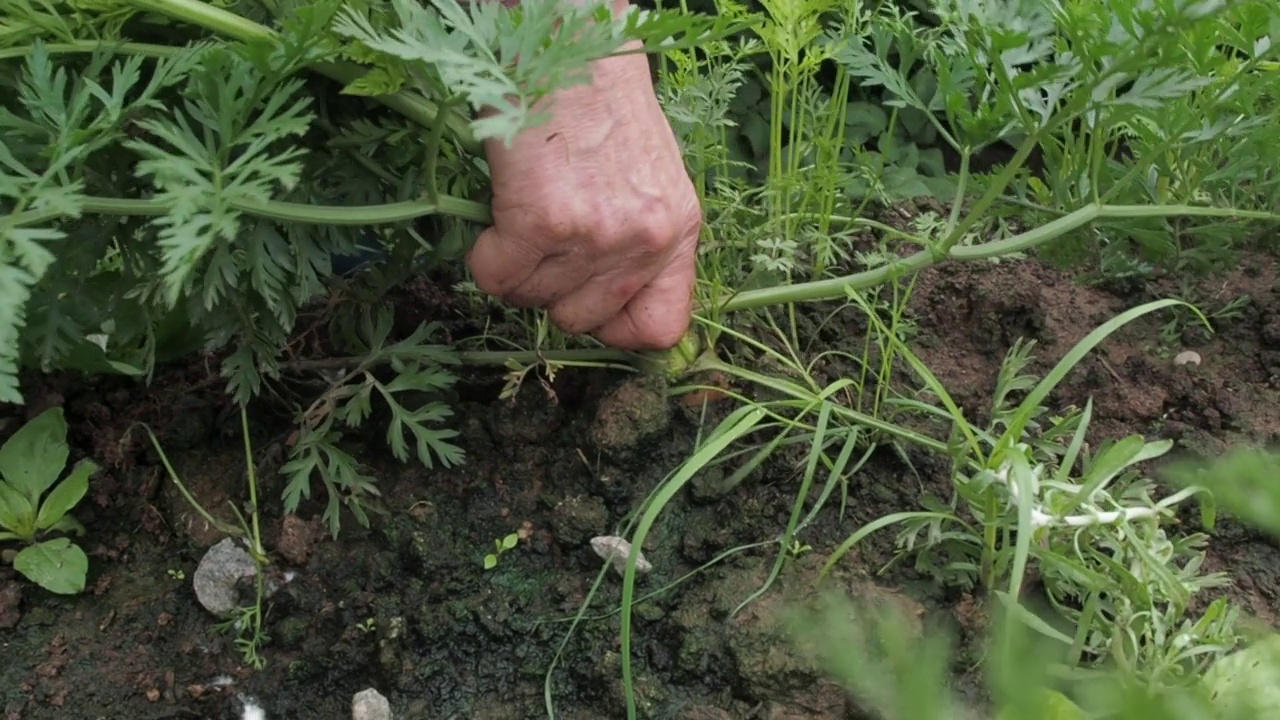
{"left": 466, "top": 20, "right": 701, "bottom": 351}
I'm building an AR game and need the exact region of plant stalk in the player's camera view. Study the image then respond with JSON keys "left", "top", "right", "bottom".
{"left": 11, "top": 193, "right": 492, "bottom": 227}
{"left": 0, "top": 41, "right": 184, "bottom": 62}
{"left": 282, "top": 347, "right": 649, "bottom": 371}
{"left": 719, "top": 204, "right": 1280, "bottom": 313}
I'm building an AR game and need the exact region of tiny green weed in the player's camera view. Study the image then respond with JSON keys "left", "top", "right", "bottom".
{"left": 483, "top": 531, "right": 520, "bottom": 570}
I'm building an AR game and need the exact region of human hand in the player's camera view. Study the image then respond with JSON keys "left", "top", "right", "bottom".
{"left": 466, "top": 27, "right": 701, "bottom": 351}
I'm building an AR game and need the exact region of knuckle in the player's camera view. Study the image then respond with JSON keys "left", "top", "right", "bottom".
{"left": 630, "top": 202, "right": 691, "bottom": 256}
{"left": 633, "top": 217, "right": 671, "bottom": 255}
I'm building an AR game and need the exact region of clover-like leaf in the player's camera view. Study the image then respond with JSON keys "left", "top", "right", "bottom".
{"left": 13, "top": 537, "right": 88, "bottom": 595}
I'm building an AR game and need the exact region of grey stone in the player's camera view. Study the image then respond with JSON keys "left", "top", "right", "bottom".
{"left": 352, "top": 688, "right": 392, "bottom": 720}
{"left": 192, "top": 538, "right": 258, "bottom": 617}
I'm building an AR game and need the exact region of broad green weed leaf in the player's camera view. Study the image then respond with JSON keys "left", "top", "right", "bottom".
{"left": 0, "top": 480, "right": 32, "bottom": 536}
{"left": 0, "top": 406, "right": 70, "bottom": 505}
{"left": 995, "top": 689, "right": 1086, "bottom": 720}
{"left": 35, "top": 459, "right": 95, "bottom": 531}
{"left": 58, "top": 337, "right": 147, "bottom": 377}
{"left": 1202, "top": 634, "right": 1280, "bottom": 719}
{"left": 844, "top": 101, "right": 887, "bottom": 143}
{"left": 43, "top": 514, "right": 86, "bottom": 536}
{"left": 1041, "top": 691, "right": 1087, "bottom": 720}
{"left": 1163, "top": 447, "right": 1280, "bottom": 538}
{"left": 12, "top": 537, "right": 88, "bottom": 595}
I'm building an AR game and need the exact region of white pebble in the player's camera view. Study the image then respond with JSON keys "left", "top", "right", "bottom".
{"left": 1174, "top": 350, "right": 1202, "bottom": 366}
{"left": 590, "top": 535, "right": 652, "bottom": 574}
{"left": 241, "top": 696, "right": 266, "bottom": 720}
{"left": 352, "top": 688, "right": 392, "bottom": 720}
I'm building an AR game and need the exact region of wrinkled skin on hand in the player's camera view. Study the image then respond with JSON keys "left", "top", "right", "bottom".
{"left": 466, "top": 21, "right": 702, "bottom": 351}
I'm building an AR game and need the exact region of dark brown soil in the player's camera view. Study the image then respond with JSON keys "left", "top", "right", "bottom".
{"left": 3, "top": 249, "right": 1280, "bottom": 720}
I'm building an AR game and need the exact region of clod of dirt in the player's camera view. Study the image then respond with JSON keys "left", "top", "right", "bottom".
{"left": 0, "top": 581, "right": 21, "bottom": 629}
{"left": 706, "top": 558, "right": 923, "bottom": 712}
{"left": 591, "top": 535, "right": 651, "bottom": 575}
{"left": 351, "top": 688, "right": 391, "bottom": 720}
{"left": 588, "top": 374, "right": 672, "bottom": 462}
{"left": 376, "top": 616, "right": 407, "bottom": 678}
{"left": 274, "top": 514, "right": 325, "bottom": 566}
{"left": 1262, "top": 312, "right": 1280, "bottom": 346}
{"left": 551, "top": 495, "right": 608, "bottom": 546}
{"left": 485, "top": 384, "right": 566, "bottom": 444}
{"left": 758, "top": 686, "right": 850, "bottom": 720}
{"left": 689, "top": 467, "right": 738, "bottom": 502}
{"left": 673, "top": 706, "right": 732, "bottom": 720}
{"left": 157, "top": 450, "right": 243, "bottom": 548}
{"left": 192, "top": 538, "right": 280, "bottom": 617}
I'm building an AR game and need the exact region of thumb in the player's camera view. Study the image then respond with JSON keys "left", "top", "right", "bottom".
{"left": 466, "top": 224, "right": 540, "bottom": 298}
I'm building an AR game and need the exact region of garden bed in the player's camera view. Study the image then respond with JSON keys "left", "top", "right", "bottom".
{"left": 3, "top": 244, "right": 1279, "bottom": 720}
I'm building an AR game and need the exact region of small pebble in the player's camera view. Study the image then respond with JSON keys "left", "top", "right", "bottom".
{"left": 353, "top": 688, "right": 392, "bottom": 720}
{"left": 1174, "top": 350, "right": 1202, "bottom": 366}
{"left": 192, "top": 538, "right": 259, "bottom": 617}
{"left": 590, "top": 535, "right": 652, "bottom": 575}
{"left": 240, "top": 695, "right": 266, "bottom": 720}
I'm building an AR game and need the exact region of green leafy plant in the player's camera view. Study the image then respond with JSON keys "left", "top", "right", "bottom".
{"left": 0, "top": 0, "right": 745, "bottom": 537}
{"left": 783, "top": 444, "right": 1280, "bottom": 720}
{"left": 483, "top": 531, "right": 520, "bottom": 570}
{"left": 817, "top": 299, "right": 1241, "bottom": 687}
{"left": 141, "top": 404, "right": 272, "bottom": 668}
{"left": 0, "top": 406, "right": 97, "bottom": 595}
{"left": 278, "top": 307, "right": 466, "bottom": 536}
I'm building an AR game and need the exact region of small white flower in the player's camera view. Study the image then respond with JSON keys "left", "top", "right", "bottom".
{"left": 590, "top": 535, "right": 652, "bottom": 575}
